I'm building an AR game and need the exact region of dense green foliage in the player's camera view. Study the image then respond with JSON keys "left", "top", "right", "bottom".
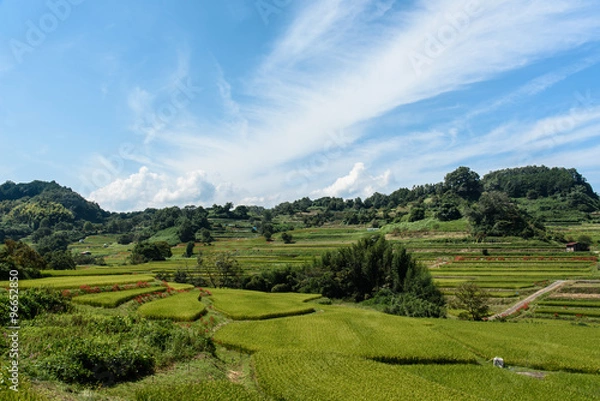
{"left": 310, "top": 235, "right": 445, "bottom": 316}
{"left": 467, "top": 191, "right": 546, "bottom": 239}
{"left": 1, "top": 165, "right": 597, "bottom": 248}
{"left": 482, "top": 166, "right": 597, "bottom": 200}
{"left": 19, "top": 313, "right": 214, "bottom": 386}
{"left": 130, "top": 241, "right": 173, "bottom": 263}
{"left": 444, "top": 166, "right": 483, "bottom": 201}
{"left": 0, "top": 288, "right": 71, "bottom": 326}
{"left": 0, "top": 239, "right": 46, "bottom": 279}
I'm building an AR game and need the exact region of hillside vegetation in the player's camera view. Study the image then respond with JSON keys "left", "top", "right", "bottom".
{"left": 1, "top": 166, "right": 599, "bottom": 400}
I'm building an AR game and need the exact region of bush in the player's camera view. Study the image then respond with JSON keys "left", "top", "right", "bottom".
{"left": 43, "top": 339, "right": 154, "bottom": 386}
{"left": 408, "top": 207, "right": 425, "bottom": 222}
{"left": 281, "top": 232, "right": 293, "bottom": 244}
{"left": 117, "top": 233, "right": 134, "bottom": 245}
{"left": 44, "top": 250, "right": 76, "bottom": 270}
{"left": 29, "top": 314, "right": 214, "bottom": 387}
{"left": 130, "top": 241, "right": 172, "bottom": 264}
{"left": 73, "top": 253, "right": 106, "bottom": 266}
{"left": 0, "top": 288, "right": 71, "bottom": 326}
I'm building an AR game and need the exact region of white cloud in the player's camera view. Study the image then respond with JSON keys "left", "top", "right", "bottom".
{"left": 312, "top": 162, "right": 391, "bottom": 199}
{"left": 99, "top": 0, "right": 600, "bottom": 208}
{"left": 88, "top": 167, "right": 216, "bottom": 211}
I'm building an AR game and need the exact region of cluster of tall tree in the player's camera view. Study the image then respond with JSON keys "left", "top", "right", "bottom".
{"left": 243, "top": 235, "right": 445, "bottom": 318}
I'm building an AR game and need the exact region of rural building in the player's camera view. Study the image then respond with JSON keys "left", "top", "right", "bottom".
{"left": 565, "top": 242, "right": 584, "bottom": 252}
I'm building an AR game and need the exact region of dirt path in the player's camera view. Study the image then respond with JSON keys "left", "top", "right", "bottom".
{"left": 488, "top": 280, "right": 572, "bottom": 320}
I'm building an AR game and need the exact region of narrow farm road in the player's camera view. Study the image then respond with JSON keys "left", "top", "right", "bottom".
{"left": 488, "top": 280, "right": 573, "bottom": 320}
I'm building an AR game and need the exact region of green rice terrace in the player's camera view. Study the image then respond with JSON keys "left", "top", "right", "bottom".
{"left": 1, "top": 222, "right": 599, "bottom": 400}
{"left": 1, "top": 170, "right": 600, "bottom": 400}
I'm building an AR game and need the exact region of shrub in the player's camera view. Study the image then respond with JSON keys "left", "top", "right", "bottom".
{"left": 281, "top": 232, "right": 293, "bottom": 244}
{"left": 130, "top": 241, "right": 173, "bottom": 264}
{"left": 43, "top": 338, "right": 154, "bottom": 386}
{"left": 0, "top": 288, "right": 71, "bottom": 325}
{"left": 73, "top": 253, "right": 106, "bottom": 266}
{"left": 44, "top": 250, "right": 76, "bottom": 270}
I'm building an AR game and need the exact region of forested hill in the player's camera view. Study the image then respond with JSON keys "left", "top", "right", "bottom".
{"left": 482, "top": 166, "right": 597, "bottom": 200}
{"left": 0, "top": 180, "right": 108, "bottom": 239}
{"left": 0, "top": 165, "right": 598, "bottom": 244}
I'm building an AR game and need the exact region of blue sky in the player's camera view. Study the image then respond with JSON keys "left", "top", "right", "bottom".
{"left": 1, "top": 0, "right": 600, "bottom": 211}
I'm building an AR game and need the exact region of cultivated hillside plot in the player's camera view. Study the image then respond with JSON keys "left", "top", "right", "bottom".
{"left": 137, "top": 290, "right": 207, "bottom": 321}
{"left": 208, "top": 288, "right": 320, "bottom": 320}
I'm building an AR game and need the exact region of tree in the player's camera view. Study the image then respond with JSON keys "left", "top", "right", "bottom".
{"left": 184, "top": 241, "right": 195, "bottom": 258}
{"left": 199, "top": 252, "right": 242, "bottom": 288}
{"left": 178, "top": 219, "right": 195, "bottom": 243}
{"left": 577, "top": 235, "right": 593, "bottom": 251}
{"left": 0, "top": 239, "right": 46, "bottom": 279}
{"left": 281, "top": 232, "right": 293, "bottom": 244}
{"left": 129, "top": 241, "right": 172, "bottom": 264}
{"left": 306, "top": 235, "right": 445, "bottom": 317}
{"left": 454, "top": 282, "right": 490, "bottom": 321}
{"left": 444, "top": 167, "right": 482, "bottom": 201}
{"left": 436, "top": 202, "right": 462, "bottom": 221}
{"left": 467, "top": 191, "right": 545, "bottom": 239}
{"left": 117, "top": 233, "right": 134, "bottom": 245}
{"left": 197, "top": 228, "right": 213, "bottom": 245}
{"left": 408, "top": 206, "right": 425, "bottom": 222}
{"left": 45, "top": 250, "right": 76, "bottom": 270}
{"left": 36, "top": 232, "right": 71, "bottom": 256}
{"left": 83, "top": 221, "right": 95, "bottom": 233}
{"left": 263, "top": 230, "right": 273, "bottom": 241}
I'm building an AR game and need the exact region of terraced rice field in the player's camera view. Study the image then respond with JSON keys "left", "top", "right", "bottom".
{"left": 0, "top": 274, "right": 155, "bottom": 289}
{"left": 208, "top": 288, "right": 320, "bottom": 320}
{"left": 137, "top": 290, "right": 206, "bottom": 321}
{"left": 72, "top": 286, "right": 168, "bottom": 308}
{"left": 212, "top": 288, "right": 600, "bottom": 400}
{"left": 434, "top": 319, "right": 600, "bottom": 374}
{"left": 253, "top": 352, "right": 600, "bottom": 401}
{"left": 531, "top": 281, "right": 600, "bottom": 319}
{"left": 431, "top": 254, "right": 597, "bottom": 301}
{"left": 215, "top": 306, "right": 477, "bottom": 364}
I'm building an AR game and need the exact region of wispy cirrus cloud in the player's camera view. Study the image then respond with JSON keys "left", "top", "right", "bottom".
{"left": 89, "top": 0, "right": 600, "bottom": 209}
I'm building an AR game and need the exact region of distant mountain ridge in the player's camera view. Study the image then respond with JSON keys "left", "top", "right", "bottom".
{"left": 0, "top": 165, "right": 598, "bottom": 244}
